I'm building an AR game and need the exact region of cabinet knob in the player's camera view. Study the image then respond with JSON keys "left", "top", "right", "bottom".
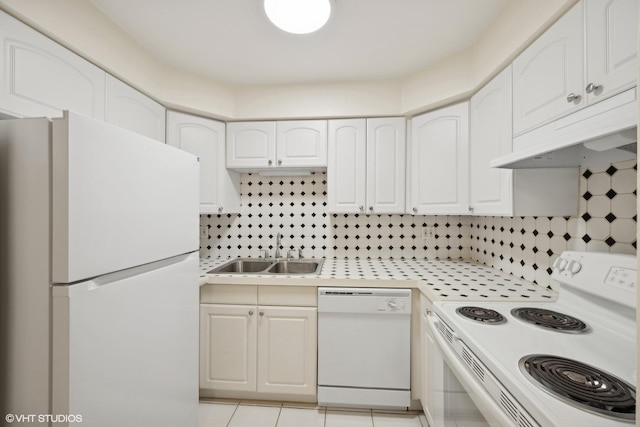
{"left": 412, "top": 207, "right": 417, "bottom": 213}
{"left": 359, "top": 205, "right": 364, "bottom": 212}
{"left": 369, "top": 206, "right": 374, "bottom": 211}
{"left": 218, "top": 206, "right": 223, "bottom": 213}
{"left": 268, "top": 159, "right": 273, "bottom": 166}
{"left": 566, "top": 93, "right": 580, "bottom": 103}
{"left": 259, "top": 312, "right": 264, "bottom": 316}
{"left": 585, "top": 83, "right": 601, "bottom": 94}
{"left": 249, "top": 310, "right": 254, "bottom": 316}
{"left": 278, "top": 159, "right": 282, "bottom": 165}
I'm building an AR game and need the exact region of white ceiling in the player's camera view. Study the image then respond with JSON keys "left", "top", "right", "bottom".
{"left": 89, "top": 0, "right": 507, "bottom": 86}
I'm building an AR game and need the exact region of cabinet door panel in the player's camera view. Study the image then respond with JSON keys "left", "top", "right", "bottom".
{"left": 277, "top": 120, "right": 327, "bottom": 167}
{"left": 199, "top": 304, "right": 257, "bottom": 391}
{"left": 586, "top": 0, "right": 638, "bottom": 104}
{"left": 0, "top": 11, "right": 105, "bottom": 119}
{"left": 105, "top": 75, "right": 165, "bottom": 142}
{"left": 366, "top": 118, "right": 406, "bottom": 214}
{"left": 257, "top": 307, "right": 317, "bottom": 395}
{"left": 409, "top": 103, "right": 469, "bottom": 215}
{"left": 470, "top": 67, "right": 514, "bottom": 216}
{"left": 512, "top": 3, "right": 583, "bottom": 135}
{"left": 167, "top": 112, "right": 240, "bottom": 214}
{"left": 327, "top": 119, "right": 366, "bottom": 213}
{"left": 226, "top": 122, "right": 276, "bottom": 168}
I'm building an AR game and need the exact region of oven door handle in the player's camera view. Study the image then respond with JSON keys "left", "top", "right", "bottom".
{"left": 427, "top": 315, "right": 527, "bottom": 427}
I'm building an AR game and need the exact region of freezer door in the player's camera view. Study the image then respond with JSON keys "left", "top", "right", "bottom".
{"left": 52, "top": 111, "right": 199, "bottom": 284}
{"left": 51, "top": 253, "right": 199, "bottom": 427}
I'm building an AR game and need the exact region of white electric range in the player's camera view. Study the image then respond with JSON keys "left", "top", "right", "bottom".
{"left": 429, "top": 251, "right": 637, "bottom": 427}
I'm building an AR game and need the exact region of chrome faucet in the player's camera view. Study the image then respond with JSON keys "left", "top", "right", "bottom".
{"left": 275, "top": 232, "right": 283, "bottom": 259}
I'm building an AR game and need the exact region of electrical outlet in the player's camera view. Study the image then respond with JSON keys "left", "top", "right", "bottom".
{"left": 200, "top": 226, "right": 208, "bottom": 239}
{"left": 422, "top": 226, "right": 435, "bottom": 240}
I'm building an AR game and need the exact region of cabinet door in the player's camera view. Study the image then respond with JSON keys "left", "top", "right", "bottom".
{"left": 470, "top": 67, "right": 514, "bottom": 216}
{"left": 512, "top": 2, "right": 584, "bottom": 135}
{"left": 105, "top": 75, "right": 166, "bottom": 142}
{"left": 257, "top": 306, "right": 317, "bottom": 396}
{"left": 276, "top": 120, "right": 327, "bottom": 168}
{"left": 327, "top": 119, "right": 367, "bottom": 213}
{"left": 366, "top": 118, "right": 406, "bottom": 214}
{"left": 167, "top": 112, "right": 240, "bottom": 214}
{"left": 226, "top": 122, "right": 276, "bottom": 169}
{"left": 585, "top": 0, "right": 638, "bottom": 104}
{"left": 421, "top": 315, "right": 436, "bottom": 427}
{"left": 0, "top": 11, "right": 105, "bottom": 119}
{"left": 409, "top": 103, "right": 469, "bottom": 215}
{"left": 199, "top": 304, "right": 257, "bottom": 392}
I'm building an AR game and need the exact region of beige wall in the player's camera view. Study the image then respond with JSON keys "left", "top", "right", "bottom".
{"left": 0, "top": 0, "right": 576, "bottom": 119}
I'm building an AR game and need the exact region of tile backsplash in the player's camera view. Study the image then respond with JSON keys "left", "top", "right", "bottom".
{"left": 200, "top": 159, "right": 636, "bottom": 288}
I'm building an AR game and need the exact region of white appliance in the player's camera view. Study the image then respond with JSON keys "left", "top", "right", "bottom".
{"left": 317, "top": 287, "right": 412, "bottom": 409}
{"left": 1, "top": 111, "right": 200, "bottom": 427}
{"left": 426, "top": 251, "right": 636, "bottom": 427}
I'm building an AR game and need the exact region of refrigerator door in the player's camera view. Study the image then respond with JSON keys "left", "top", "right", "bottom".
{"left": 52, "top": 111, "right": 199, "bottom": 284}
{"left": 52, "top": 253, "right": 199, "bottom": 427}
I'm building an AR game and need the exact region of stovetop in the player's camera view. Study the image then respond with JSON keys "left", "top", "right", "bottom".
{"left": 432, "top": 251, "right": 637, "bottom": 426}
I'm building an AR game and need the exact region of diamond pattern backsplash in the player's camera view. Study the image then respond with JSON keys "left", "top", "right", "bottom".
{"left": 200, "top": 159, "right": 636, "bottom": 289}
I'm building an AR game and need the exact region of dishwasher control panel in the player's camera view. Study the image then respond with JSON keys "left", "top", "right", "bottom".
{"left": 318, "top": 287, "right": 412, "bottom": 314}
{"left": 377, "top": 297, "right": 408, "bottom": 312}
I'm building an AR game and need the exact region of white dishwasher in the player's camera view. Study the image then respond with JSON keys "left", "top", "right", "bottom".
{"left": 317, "top": 287, "right": 412, "bottom": 410}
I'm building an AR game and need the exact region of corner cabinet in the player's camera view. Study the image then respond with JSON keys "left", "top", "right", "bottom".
{"left": 327, "top": 118, "right": 406, "bottom": 214}
{"left": 513, "top": 0, "right": 638, "bottom": 136}
{"left": 470, "top": 66, "right": 578, "bottom": 217}
{"left": 199, "top": 285, "right": 317, "bottom": 400}
{"left": 0, "top": 10, "right": 106, "bottom": 119}
{"left": 166, "top": 111, "right": 240, "bottom": 214}
{"left": 226, "top": 120, "right": 327, "bottom": 172}
{"left": 408, "top": 103, "right": 469, "bottom": 215}
{"left": 105, "top": 75, "right": 166, "bottom": 142}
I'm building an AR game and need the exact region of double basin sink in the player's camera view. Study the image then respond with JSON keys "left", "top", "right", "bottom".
{"left": 207, "top": 258, "right": 324, "bottom": 275}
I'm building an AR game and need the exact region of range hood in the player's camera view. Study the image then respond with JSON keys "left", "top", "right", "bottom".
{"left": 491, "top": 88, "right": 637, "bottom": 169}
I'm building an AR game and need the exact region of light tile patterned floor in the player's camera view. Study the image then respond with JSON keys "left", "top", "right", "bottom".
{"left": 198, "top": 401, "right": 427, "bottom": 427}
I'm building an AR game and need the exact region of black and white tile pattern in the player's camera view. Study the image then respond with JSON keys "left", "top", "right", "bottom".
{"left": 471, "top": 160, "right": 637, "bottom": 288}
{"left": 200, "top": 160, "right": 636, "bottom": 290}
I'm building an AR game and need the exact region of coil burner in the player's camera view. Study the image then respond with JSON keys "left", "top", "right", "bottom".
{"left": 456, "top": 307, "right": 506, "bottom": 325}
{"left": 511, "top": 307, "right": 590, "bottom": 333}
{"left": 520, "top": 355, "right": 636, "bottom": 422}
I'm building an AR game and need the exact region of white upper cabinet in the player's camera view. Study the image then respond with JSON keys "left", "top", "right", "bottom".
{"left": 470, "top": 68, "right": 514, "bottom": 215}
{"left": 408, "top": 103, "right": 469, "bottom": 215}
{"left": 512, "top": 2, "right": 584, "bottom": 136}
{"left": 585, "top": 0, "right": 638, "bottom": 103}
{"left": 367, "top": 118, "right": 406, "bottom": 214}
{"left": 226, "top": 121, "right": 276, "bottom": 169}
{"left": 327, "top": 118, "right": 405, "bottom": 214}
{"left": 0, "top": 11, "right": 105, "bottom": 120}
{"left": 327, "top": 119, "right": 367, "bottom": 213}
{"left": 167, "top": 111, "right": 240, "bottom": 214}
{"left": 276, "top": 120, "right": 328, "bottom": 168}
{"left": 227, "top": 120, "right": 327, "bottom": 171}
{"left": 105, "top": 75, "right": 166, "bottom": 142}
{"left": 513, "top": 0, "right": 638, "bottom": 136}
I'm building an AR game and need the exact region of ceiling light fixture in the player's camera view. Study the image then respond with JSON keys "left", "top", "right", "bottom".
{"left": 264, "top": 0, "right": 333, "bottom": 34}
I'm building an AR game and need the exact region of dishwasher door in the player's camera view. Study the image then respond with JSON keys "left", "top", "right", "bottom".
{"left": 317, "top": 287, "right": 412, "bottom": 409}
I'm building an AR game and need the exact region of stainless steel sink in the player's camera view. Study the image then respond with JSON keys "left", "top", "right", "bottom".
{"left": 208, "top": 259, "right": 272, "bottom": 274}
{"left": 267, "top": 260, "right": 323, "bottom": 275}
{"left": 207, "top": 258, "right": 323, "bottom": 275}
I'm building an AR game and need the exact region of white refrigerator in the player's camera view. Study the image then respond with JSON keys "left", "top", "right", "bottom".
{"left": 0, "top": 111, "right": 200, "bottom": 426}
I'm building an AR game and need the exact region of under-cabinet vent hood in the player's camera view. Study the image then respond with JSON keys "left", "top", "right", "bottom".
{"left": 491, "top": 88, "right": 637, "bottom": 169}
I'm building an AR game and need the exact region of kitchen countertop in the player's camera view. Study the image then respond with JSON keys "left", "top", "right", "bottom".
{"left": 199, "top": 257, "right": 557, "bottom": 302}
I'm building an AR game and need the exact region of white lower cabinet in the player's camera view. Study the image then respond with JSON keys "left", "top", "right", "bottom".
{"left": 420, "top": 294, "right": 435, "bottom": 427}
{"left": 200, "top": 285, "right": 317, "bottom": 398}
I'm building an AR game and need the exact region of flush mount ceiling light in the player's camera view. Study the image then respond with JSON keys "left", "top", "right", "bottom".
{"left": 264, "top": 0, "right": 333, "bottom": 34}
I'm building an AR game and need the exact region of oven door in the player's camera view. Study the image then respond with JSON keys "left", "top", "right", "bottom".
{"left": 425, "top": 313, "right": 522, "bottom": 427}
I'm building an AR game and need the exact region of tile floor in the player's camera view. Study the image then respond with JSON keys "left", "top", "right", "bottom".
{"left": 199, "top": 400, "right": 428, "bottom": 427}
